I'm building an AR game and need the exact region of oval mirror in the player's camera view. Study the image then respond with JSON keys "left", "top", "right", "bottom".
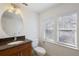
{"left": 1, "top": 10, "right": 23, "bottom": 36}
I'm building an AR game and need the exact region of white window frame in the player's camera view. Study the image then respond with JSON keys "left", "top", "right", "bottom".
{"left": 44, "top": 13, "right": 78, "bottom": 49}
{"left": 57, "top": 13, "right": 77, "bottom": 48}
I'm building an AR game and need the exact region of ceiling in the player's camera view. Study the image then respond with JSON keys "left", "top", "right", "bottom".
{"left": 0, "top": 3, "right": 58, "bottom": 13}
{"left": 24, "top": 3, "right": 57, "bottom": 13}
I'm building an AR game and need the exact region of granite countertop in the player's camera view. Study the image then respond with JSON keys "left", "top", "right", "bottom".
{"left": 0, "top": 39, "right": 32, "bottom": 51}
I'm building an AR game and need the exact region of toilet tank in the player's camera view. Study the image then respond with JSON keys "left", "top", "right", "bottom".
{"left": 32, "top": 40, "right": 39, "bottom": 48}
{"left": 25, "top": 38, "right": 39, "bottom": 48}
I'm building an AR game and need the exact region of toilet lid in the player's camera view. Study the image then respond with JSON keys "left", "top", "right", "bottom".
{"left": 34, "top": 47, "right": 46, "bottom": 54}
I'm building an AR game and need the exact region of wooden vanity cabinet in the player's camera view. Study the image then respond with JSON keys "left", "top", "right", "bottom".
{"left": 0, "top": 42, "right": 32, "bottom": 56}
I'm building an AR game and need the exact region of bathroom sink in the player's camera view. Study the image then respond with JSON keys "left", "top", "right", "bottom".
{"left": 7, "top": 41, "right": 24, "bottom": 45}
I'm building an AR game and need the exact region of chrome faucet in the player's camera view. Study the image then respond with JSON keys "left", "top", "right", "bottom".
{"left": 14, "top": 33, "right": 17, "bottom": 41}
{"left": 14, "top": 36, "right": 17, "bottom": 41}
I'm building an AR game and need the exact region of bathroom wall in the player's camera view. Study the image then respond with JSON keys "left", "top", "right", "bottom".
{"left": 39, "top": 3, "right": 79, "bottom": 56}
{"left": 0, "top": 3, "right": 39, "bottom": 47}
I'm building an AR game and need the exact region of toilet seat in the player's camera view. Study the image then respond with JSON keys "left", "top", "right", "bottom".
{"left": 34, "top": 47, "right": 46, "bottom": 56}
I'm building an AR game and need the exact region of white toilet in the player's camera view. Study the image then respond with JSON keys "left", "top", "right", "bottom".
{"left": 33, "top": 46, "right": 46, "bottom": 56}
{"left": 32, "top": 40, "right": 46, "bottom": 56}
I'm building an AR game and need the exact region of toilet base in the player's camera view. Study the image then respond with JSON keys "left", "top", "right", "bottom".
{"left": 33, "top": 47, "right": 46, "bottom": 56}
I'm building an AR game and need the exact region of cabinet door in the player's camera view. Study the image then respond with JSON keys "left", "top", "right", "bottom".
{"left": 10, "top": 53, "right": 19, "bottom": 56}
{"left": 21, "top": 43, "right": 32, "bottom": 56}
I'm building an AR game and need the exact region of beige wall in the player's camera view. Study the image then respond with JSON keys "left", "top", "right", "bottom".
{"left": 39, "top": 3, "right": 79, "bottom": 56}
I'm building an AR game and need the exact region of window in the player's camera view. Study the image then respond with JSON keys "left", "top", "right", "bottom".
{"left": 58, "top": 13, "right": 77, "bottom": 48}
{"left": 44, "top": 13, "right": 77, "bottom": 49}
{"left": 44, "top": 17, "right": 56, "bottom": 42}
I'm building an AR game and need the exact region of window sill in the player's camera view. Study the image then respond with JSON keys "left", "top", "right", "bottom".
{"left": 43, "top": 39, "right": 78, "bottom": 51}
